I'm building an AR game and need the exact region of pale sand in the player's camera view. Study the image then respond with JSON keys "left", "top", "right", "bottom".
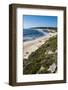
{"left": 23, "top": 32, "right": 57, "bottom": 59}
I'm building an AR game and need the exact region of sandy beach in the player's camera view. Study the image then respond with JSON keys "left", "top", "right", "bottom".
{"left": 23, "top": 32, "right": 57, "bottom": 59}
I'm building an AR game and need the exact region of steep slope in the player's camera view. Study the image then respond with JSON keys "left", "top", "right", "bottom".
{"left": 23, "top": 35, "right": 57, "bottom": 74}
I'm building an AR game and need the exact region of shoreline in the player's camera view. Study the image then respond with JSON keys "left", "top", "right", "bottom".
{"left": 23, "top": 32, "right": 57, "bottom": 59}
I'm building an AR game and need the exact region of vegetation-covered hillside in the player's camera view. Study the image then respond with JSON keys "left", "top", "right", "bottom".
{"left": 23, "top": 35, "right": 57, "bottom": 74}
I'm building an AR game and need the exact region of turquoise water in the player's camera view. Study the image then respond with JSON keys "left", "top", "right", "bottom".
{"left": 23, "top": 29, "right": 48, "bottom": 41}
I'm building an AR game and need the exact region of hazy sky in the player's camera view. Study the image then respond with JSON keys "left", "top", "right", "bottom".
{"left": 23, "top": 15, "right": 57, "bottom": 29}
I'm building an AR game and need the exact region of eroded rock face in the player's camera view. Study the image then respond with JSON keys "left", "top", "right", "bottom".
{"left": 48, "top": 63, "right": 56, "bottom": 73}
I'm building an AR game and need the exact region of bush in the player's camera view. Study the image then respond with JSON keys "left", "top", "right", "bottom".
{"left": 23, "top": 35, "right": 57, "bottom": 74}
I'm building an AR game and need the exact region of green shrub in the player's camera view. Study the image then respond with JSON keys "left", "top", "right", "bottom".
{"left": 23, "top": 35, "right": 57, "bottom": 74}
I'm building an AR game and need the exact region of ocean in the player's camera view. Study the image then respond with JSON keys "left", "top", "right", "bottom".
{"left": 23, "top": 29, "right": 48, "bottom": 41}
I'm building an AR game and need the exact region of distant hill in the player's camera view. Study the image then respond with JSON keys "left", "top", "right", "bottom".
{"left": 30, "top": 27, "right": 57, "bottom": 30}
